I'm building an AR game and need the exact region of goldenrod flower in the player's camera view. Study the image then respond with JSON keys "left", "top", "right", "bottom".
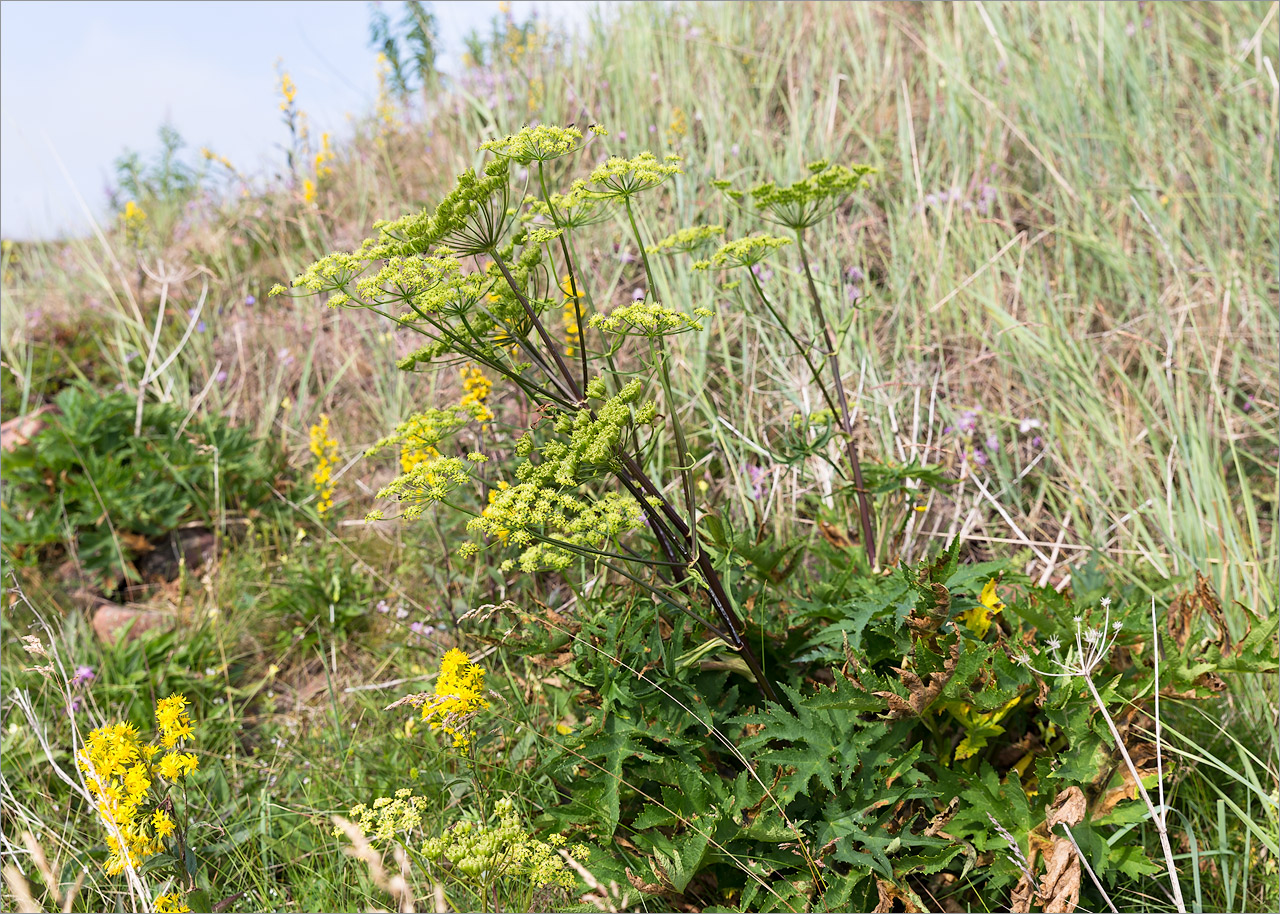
{"left": 421, "top": 648, "right": 490, "bottom": 749}
{"left": 152, "top": 808, "right": 176, "bottom": 839}
{"left": 309, "top": 414, "right": 339, "bottom": 516}
{"left": 459, "top": 366, "right": 493, "bottom": 426}
{"left": 153, "top": 890, "right": 191, "bottom": 913}
{"left": 77, "top": 694, "right": 200, "bottom": 877}
{"left": 156, "top": 753, "right": 185, "bottom": 781}
{"left": 121, "top": 200, "right": 148, "bottom": 246}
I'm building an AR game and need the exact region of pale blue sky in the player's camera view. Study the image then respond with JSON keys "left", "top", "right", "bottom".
{"left": 0, "top": 1, "right": 597, "bottom": 239}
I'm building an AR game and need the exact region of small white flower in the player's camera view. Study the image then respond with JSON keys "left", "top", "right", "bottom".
{"left": 1100, "top": 596, "right": 1112, "bottom": 608}
{"left": 1113, "top": 621, "right": 1123, "bottom": 631}
{"left": 1019, "top": 418, "right": 1042, "bottom": 433}
{"left": 1046, "top": 636, "right": 1062, "bottom": 651}
{"left": 1072, "top": 615, "right": 1082, "bottom": 624}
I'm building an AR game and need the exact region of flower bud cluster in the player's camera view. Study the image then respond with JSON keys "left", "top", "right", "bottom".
{"left": 647, "top": 224, "right": 725, "bottom": 255}
{"left": 420, "top": 797, "right": 586, "bottom": 890}
{"left": 714, "top": 160, "right": 874, "bottom": 230}
{"left": 694, "top": 233, "right": 792, "bottom": 271}
{"left": 589, "top": 301, "right": 712, "bottom": 337}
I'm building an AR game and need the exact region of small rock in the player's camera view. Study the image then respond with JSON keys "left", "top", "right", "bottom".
{"left": 0, "top": 404, "right": 59, "bottom": 452}
{"left": 91, "top": 603, "right": 169, "bottom": 645}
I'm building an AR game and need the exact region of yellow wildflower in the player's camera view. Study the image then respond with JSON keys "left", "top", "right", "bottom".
{"left": 152, "top": 808, "right": 175, "bottom": 840}
{"left": 309, "top": 414, "right": 339, "bottom": 516}
{"left": 278, "top": 70, "right": 298, "bottom": 111}
{"left": 156, "top": 753, "right": 185, "bottom": 781}
{"left": 154, "top": 890, "right": 192, "bottom": 913}
{"left": 560, "top": 274, "right": 583, "bottom": 358}
{"left": 422, "top": 648, "right": 490, "bottom": 750}
{"left": 459, "top": 366, "right": 493, "bottom": 426}
{"left": 303, "top": 178, "right": 317, "bottom": 205}
{"left": 669, "top": 106, "right": 688, "bottom": 138}
{"left": 121, "top": 200, "right": 148, "bottom": 246}
{"left": 156, "top": 693, "right": 194, "bottom": 748}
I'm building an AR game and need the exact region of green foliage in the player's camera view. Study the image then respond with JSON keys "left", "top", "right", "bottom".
{"left": 367, "top": 0, "right": 439, "bottom": 97}
{"left": 517, "top": 541, "right": 1274, "bottom": 911}
{"left": 0, "top": 385, "right": 281, "bottom": 588}
{"left": 261, "top": 544, "right": 382, "bottom": 650}
{"left": 111, "top": 123, "right": 200, "bottom": 212}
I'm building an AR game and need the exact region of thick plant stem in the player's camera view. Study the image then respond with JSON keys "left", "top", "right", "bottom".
{"left": 795, "top": 232, "right": 878, "bottom": 568}
{"left": 493, "top": 249, "right": 778, "bottom": 704}
{"left": 491, "top": 255, "right": 583, "bottom": 402}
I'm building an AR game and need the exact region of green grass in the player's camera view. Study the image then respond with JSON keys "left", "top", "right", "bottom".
{"left": 2, "top": 2, "right": 1276, "bottom": 912}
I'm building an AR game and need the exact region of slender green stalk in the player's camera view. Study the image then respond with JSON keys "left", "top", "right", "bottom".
{"left": 795, "top": 230, "right": 877, "bottom": 567}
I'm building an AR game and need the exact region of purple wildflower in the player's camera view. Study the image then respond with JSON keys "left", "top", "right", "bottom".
{"left": 845, "top": 266, "right": 865, "bottom": 283}
{"left": 71, "top": 665, "right": 95, "bottom": 687}
{"left": 751, "top": 264, "right": 773, "bottom": 283}
{"left": 958, "top": 410, "right": 979, "bottom": 434}
{"left": 971, "top": 449, "right": 988, "bottom": 467}
{"left": 985, "top": 434, "right": 998, "bottom": 450}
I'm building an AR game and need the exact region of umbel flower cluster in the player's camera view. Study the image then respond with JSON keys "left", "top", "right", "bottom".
{"left": 76, "top": 695, "right": 199, "bottom": 911}
{"left": 422, "top": 797, "right": 588, "bottom": 890}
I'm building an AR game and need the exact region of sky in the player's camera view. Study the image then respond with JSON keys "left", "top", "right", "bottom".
{"left": 0, "top": 1, "right": 597, "bottom": 240}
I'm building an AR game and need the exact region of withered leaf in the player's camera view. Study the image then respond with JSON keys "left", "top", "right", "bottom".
{"left": 1009, "top": 873, "right": 1036, "bottom": 913}
{"left": 1167, "top": 572, "right": 1231, "bottom": 653}
{"left": 1045, "top": 786, "right": 1087, "bottom": 829}
{"left": 875, "top": 640, "right": 961, "bottom": 719}
{"left": 872, "top": 878, "right": 923, "bottom": 913}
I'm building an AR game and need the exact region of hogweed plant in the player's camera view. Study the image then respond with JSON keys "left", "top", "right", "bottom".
{"left": 280, "top": 123, "right": 816, "bottom": 703}
{"left": 710, "top": 161, "right": 879, "bottom": 566}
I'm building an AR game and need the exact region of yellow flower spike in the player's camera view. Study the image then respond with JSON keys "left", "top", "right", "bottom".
{"left": 421, "top": 648, "right": 490, "bottom": 750}
{"left": 309, "top": 414, "right": 339, "bottom": 516}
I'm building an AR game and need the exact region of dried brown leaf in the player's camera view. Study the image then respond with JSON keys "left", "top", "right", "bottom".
{"left": 877, "top": 640, "right": 961, "bottom": 719}
{"left": 1167, "top": 572, "right": 1232, "bottom": 653}
{"left": 1009, "top": 873, "right": 1036, "bottom": 913}
{"left": 872, "top": 878, "right": 923, "bottom": 913}
{"left": 1038, "top": 833, "right": 1081, "bottom": 913}
{"left": 1045, "top": 786, "right": 1087, "bottom": 829}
